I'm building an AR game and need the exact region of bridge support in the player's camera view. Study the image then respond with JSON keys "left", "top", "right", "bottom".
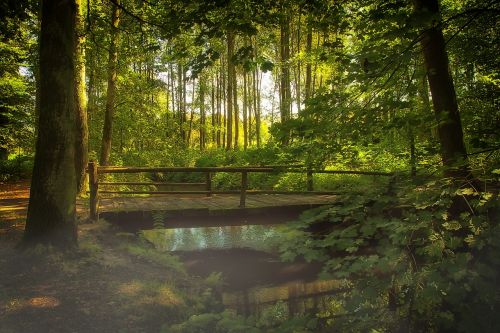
{"left": 239, "top": 171, "right": 248, "bottom": 208}
{"left": 89, "top": 161, "right": 99, "bottom": 221}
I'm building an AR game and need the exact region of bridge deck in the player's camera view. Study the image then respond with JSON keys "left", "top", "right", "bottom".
{"left": 98, "top": 194, "right": 338, "bottom": 228}
{"left": 99, "top": 194, "right": 337, "bottom": 212}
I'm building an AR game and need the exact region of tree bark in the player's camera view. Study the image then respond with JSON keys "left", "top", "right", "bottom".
{"left": 413, "top": 0, "right": 469, "bottom": 178}
{"left": 100, "top": 0, "right": 120, "bottom": 166}
{"left": 75, "top": 0, "right": 88, "bottom": 194}
{"left": 24, "top": 0, "right": 79, "bottom": 248}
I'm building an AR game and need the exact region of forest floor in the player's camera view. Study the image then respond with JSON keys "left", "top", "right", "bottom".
{"left": 0, "top": 181, "right": 190, "bottom": 333}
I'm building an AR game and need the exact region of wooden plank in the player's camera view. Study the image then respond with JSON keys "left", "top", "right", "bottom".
{"left": 99, "top": 182, "right": 206, "bottom": 186}
{"left": 97, "top": 190, "right": 339, "bottom": 195}
{"left": 95, "top": 165, "right": 392, "bottom": 176}
{"left": 97, "top": 166, "right": 276, "bottom": 174}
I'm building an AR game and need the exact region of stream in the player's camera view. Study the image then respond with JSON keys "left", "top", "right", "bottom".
{"left": 141, "top": 225, "right": 342, "bottom": 316}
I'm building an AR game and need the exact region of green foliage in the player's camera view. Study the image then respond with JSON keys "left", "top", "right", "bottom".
{"left": 279, "top": 178, "right": 500, "bottom": 332}
{"left": 0, "top": 154, "right": 33, "bottom": 181}
{"left": 163, "top": 307, "right": 320, "bottom": 333}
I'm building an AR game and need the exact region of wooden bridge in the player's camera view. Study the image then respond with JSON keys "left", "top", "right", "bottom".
{"left": 87, "top": 162, "right": 393, "bottom": 228}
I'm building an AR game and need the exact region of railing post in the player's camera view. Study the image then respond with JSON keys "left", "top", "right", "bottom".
{"left": 239, "top": 171, "right": 248, "bottom": 208}
{"left": 88, "top": 160, "right": 99, "bottom": 221}
{"left": 206, "top": 172, "right": 212, "bottom": 197}
{"left": 307, "top": 168, "right": 314, "bottom": 191}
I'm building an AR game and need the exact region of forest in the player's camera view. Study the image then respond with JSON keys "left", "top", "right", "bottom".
{"left": 0, "top": 0, "right": 499, "bottom": 332}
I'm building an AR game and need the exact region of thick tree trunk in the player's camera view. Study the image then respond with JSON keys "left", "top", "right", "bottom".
{"left": 75, "top": 0, "right": 88, "bottom": 194}
{"left": 226, "top": 32, "right": 234, "bottom": 150}
{"left": 24, "top": 0, "right": 78, "bottom": 248}
{"left": 100, "top": 1, "right": 120, "bottom": 166}
{"left": 413, "top": 0, "right": 469, "bottom": 178}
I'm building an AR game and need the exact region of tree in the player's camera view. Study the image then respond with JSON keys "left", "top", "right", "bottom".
{"left": 75, "top": 0, "right": 88, "bottom": 193}
{"left": 23, "top": 0, "right": 79, "bottom": 248}
{"left": 100, "top": 0, "right": 121, "bottom": 166}
{"left": 279, "top": 1, "right": 291, "bottom": 145}
{"left": 226, "top": 31, "right": 234, "bottom": 150}
{"left": 0, "top": 1, "right": 33, "bottom": 160}
{"left": 413, "top": 0, "right": 470, "bottom": 179}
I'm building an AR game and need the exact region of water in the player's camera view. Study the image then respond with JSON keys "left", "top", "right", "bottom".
{"left": 141, "top": 224, "right": 342, "bottom": 315}
{"left": 141, "top": 225, "right": 283, "bottom": 252}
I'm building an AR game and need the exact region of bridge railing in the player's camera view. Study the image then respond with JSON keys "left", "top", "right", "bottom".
{"left": 87, "top": 161, "right": 393, "bottom": 220}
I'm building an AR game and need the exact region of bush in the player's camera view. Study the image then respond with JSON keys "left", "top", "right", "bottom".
{"left": 0, "top": 154, "right": 33, "bottom": 181}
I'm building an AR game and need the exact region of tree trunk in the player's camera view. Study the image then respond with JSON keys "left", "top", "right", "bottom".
{"left": 75, "top": 0, "right": 88, "bottom": 194}
{"left": 200, "top": 77, "right": 206, "bottom": 150}
{"left": 243, "top": 70, "right": 248, "bottom": 150}
{"left": 216, "top": 62, "right": 222, "bottom": 148}
{"left": 100, "top": 0, "right": 120, "bottom": 166}
{"left": 24, "top": 0, "right": 78, "bottom": 248}
{"left": 233, "top": 61, "right": 239, "bottom": 149}
{"left": 296, "top": 13, "right": 302, "bottom": 114}
{"left": 305, "top": 18, "right": 312, "bottom": 101}
{"left": 226, "top": 32, "right": 234, "bottom": 150}
{"left": 211, "top": 77, "right": 216, "bottom": 145}
{"left": 182, "top": 68, "right": 187, "bottom": 144}
{"left": 280, "top": 5, "right": 291, "bottom": 145}
{"left": 187, "top": 78, "right": 195, "bottom": 145}
{"left": 252, "top": 37, "right": 261, "bottom": 148}
{"left": 413, "top": 0, "right": 469, "bottom": 178}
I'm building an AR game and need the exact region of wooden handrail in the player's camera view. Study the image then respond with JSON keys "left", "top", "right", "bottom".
{"left": 87, "top": 161, "right": 393, "bottom": 220}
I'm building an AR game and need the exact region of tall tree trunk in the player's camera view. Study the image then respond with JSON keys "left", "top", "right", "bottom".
{"left": 75, "top": 0, "right": 88, "bottom": 194}
{"left": 216, "top": 62, "right": 222, "bottom": 148}
{"left": 100, "top": 0, "right": 120, "bottom": 166}
{"left": 211, "top": 77, "right": 216, "bottom": 145}
{"left": 252, "top": 37, "right": 261, "bottom": 148}
{"left": 243, "top": 70, "right": 248, "bottom": 150}
{"left": 200, "top": 77, "right": 206, "bottom": 150}
{"left": 233, "top": 67, "right": 239, "bottom": 149}
{"left": 187, "top": 78, "right": 195, "bottom": 146}
{"left": 296, "top": 13, "right": 302, "bottom": 114}
{"left": 247, "top": 70, "right": 252, "bottom": 146}
{"left": 226, "top": 32, "right": 234, "bottom": 150}
{"left": 280, "top": 5, "right": 291, "bottom": 145}
{"left": 413, "top": 0, "right": 469, "bottom": 178}
{"left": 177, "top": 64, "right": 184, "bottom": 143}
{"left": 182, "top": 69, "right": 187, "bottom": 144}
{"left": 24, "top": 0, "right": 78, "bottom": 248}
{"left": 305, "top": 18, "right": 312, "bottom": 101}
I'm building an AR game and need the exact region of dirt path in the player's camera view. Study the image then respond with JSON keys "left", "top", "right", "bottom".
{"left": 0, "top": 180, "right": 30, "bottom": 237}
{"left": 0, "top": 181, "right": 190, "bottom": 333}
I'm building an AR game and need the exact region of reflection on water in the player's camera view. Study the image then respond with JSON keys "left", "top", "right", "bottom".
{"left": 141, "top": 225, "right": 283, "bottom": 253}
{"left": 141, "top": 224, "right": 342, "bottom": 316}
{"left": 223, "top": 279, "right": 345, "bottom": 316}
